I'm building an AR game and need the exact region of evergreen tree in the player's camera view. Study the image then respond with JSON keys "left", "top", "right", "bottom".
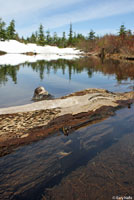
{"left": 88, "top": 29, "right": 95, "bottom": 40}
{"left": 38, "top": 24, "right": 45, "bottom": 46}
{"left": 26, "top": 37, "right": 30, "bottom": 43}
{"left": 119, "top": 24, "right": 127, "bottom": 37}
{"left": 15, "top": 33, "right": 20, "bottom": 41}
{"left": 68, "top": 23, "right": 73, "bottom": 45}
{"left": 53, "top": 32, "right": 58, "bottom": 45}
{"left": 30, "top": 33, "right": 37, "bottom": 43}
{"left": 35, "top": 31, "right": 38, "bottom": 41}
{"left": 46, "top": 30, "right": 51, "bottom": 44}
{"left": 62, "top": 32, "right": 66, "bottom": 40}
{"left": 62, "top": 32, "right": 67, "bottom": 47}
{"left": 77, "top": 33, "right": 85, "bottom": 40}
{"left": 21, "top": 36, "right": 25, "bottom": 43}
{"left": 126, "top": 29, "right": 132, "bottom": 36}
{"left": 0, "top": 18, "right": 6, "bottom": 40}
{"left": 7, "top": 19, "right": 16, "bottom": 40}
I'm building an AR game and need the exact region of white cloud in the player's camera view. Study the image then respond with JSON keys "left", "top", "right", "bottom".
{"left": 0, "top": 0, "right": 83, "bottom": 17}
{"left": 0, "top": 0, "right": 134, "bottom": 36}
{"left": 42, "top": 0, "right": 134, "bottom": 29}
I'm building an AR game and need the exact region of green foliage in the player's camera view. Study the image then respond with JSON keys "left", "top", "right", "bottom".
{"left": 61, "top": 32, "right": 67, "bottom": 47}
{"left": 118, "top": 24, "right": 127, "bottom": 37}
{"left": 46, "top": 30, "right": 52, "bottom": 44}
{"left": 68, "top": 23, "right": 73, "bottom": 45}
{"left": 37, "top": 24, "right": 45, "bottom": 46}
{"left": 88, "top": 30, "right": 96, "bottom": 40}
{"left": 0, "top": 18, "right": 6, "bottom": 40}
{"left": 1, "top": 17, "right": 134, "bottom": 55}
{"left": 53, "top": 32, "right": 58, "bottom": 45}
{"left": 126, "top": 29, "right": 132, "bottom": 36}
{"left": 7, "top": 19, "right": 16, "bottom": 40}
{"left": 29, "top": 33, "right": 37, "bottom": 43}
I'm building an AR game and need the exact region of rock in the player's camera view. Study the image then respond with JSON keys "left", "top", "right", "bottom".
{"left": 24, "top": 52, "right": 37, "bottom": 56}
{"left": 32, "top": 86, "right": 53, "bottom": 101}
{"left": 20, "top": 133, "right": 29, "bottom": 138}
{"left": 0, "top": 50, "right": 6, "bottom": 55}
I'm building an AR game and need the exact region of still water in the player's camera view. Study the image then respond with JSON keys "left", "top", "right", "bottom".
{"left": 0, "top": 57, "right": 134, "bottom": 107}
{"left": 0, "top": 57, "right": 134, "bottom": 200}
{"left": 0, "top": 105, "right": 134, "bottom": 199}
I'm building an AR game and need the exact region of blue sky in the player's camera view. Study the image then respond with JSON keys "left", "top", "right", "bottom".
{"left": 0, "top": 0, "right": 134, "bottom": 37}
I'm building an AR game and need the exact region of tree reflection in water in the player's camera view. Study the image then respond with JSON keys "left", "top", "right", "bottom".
{"left": 1, "top": 58, "right": 134, "bottom": 86}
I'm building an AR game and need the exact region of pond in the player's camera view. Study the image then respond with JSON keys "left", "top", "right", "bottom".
{"left": 0, "top": 105, "right": 134, "bottom": 199}
{"left": 0, "top": 57, "right": 134, "bottom": 108}
{"left": 0, "top": 56, "right": 134, "bottom": 200}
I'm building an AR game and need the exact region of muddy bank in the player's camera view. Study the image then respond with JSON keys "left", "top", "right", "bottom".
{"left": 0, "top": 88, "right": 134, "bottom": 157}
{"left": 105, "top": 53, "right": 134, "bottom": 62}
{"left": 85, "top": 49, "right": 134, "bottom": 62}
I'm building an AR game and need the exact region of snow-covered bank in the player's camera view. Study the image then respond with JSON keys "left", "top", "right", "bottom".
{"left": 0, "top": 40, "right": 83, "bottom": 65}
{"left": 0, "top": 40, "right": 82, "bottom": 54}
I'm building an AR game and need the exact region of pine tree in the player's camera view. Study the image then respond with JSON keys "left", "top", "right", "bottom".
{"left": 53, "top": 32, "right": 58, "bottom": 45}
{"left": 68, "top": 23, "right": 73, "bottom": 45}
{"left": 38, "top": 24, "right": 45, "bottom": 46}
{"left": 88, "top": 29, "right": 95, "bottom": 40}
{"left": 30, "top": 33, "right": 37, "bottom": 43}
{"left": 62, "top": 32, "right": 66, "bottom": 40}
{"left": 7, "top": 19, "right": 16, "bottom": 40}
{"left": 0, "top": 18, "right": 6, "bottom": 40}
{"left": 62, "top": 32, "right": 67, "bottom": 47}
{"left": 46, "top": 30, "right": 51, "bottom": 44}
{"left": 77, "top": 33, "right": 85, "bottom": 40}
{"left": 15, "top": 33, "right": 20, "bottom": 41}
{"left": 126, "top": 29, "right": 132, "bottom": 36}
{"left": 119, "top": 24, "right": 127, "bottom": 37}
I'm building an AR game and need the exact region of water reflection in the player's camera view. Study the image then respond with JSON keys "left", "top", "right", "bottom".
{"left": 0, "top": 106, "right": 134, "bottom": 200}
{"left": 0, "top": 57, "right": 134, "bottom": 107}
{"left": 0, "top": 65, "right": 19, "bottom": 85}
{"left": 1, "top": 58, "right": 134, "bottom": 85}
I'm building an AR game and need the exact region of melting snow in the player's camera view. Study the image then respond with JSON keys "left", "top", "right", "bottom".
{"left": 0, "top": 40, "right": 83, "bottom": 65}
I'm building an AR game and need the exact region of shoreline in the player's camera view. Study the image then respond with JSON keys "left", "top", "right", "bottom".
{"left": 85, "top": 51, "right": 134, "bottom": 62}
{"left": 0, "top": 88, "right": 134, "bottom": 157}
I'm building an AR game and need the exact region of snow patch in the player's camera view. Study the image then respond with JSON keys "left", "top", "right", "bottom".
{"left": 0, "top": 40, "right": 83, "bottom": 65}
{"left": 0, "top": 40, "right": 82, "bottom": 54}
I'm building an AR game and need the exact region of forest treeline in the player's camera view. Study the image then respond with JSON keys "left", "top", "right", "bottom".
{"left": 0, "top": 18, "right": 134, "bottom": 54}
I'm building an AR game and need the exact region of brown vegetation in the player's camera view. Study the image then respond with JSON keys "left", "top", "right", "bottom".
{"left": 77, "top": 34, "right": 134, "bottom": 59}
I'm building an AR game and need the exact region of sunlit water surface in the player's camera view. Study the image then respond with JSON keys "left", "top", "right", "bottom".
{"left": 0, "top": 57, "right": 134, "bottom": 199}
{"left": 0, "top": 57, "right": 134, "bottom": 107}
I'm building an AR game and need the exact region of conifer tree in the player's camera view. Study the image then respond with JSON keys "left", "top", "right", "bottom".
{"left": 68, "top": 23, "right": 73, "bottom": 45}
{"left": 53, "top": 32, "right": 58, "bottom": 45}
{"left": 0, "top": 18, "right": 6, "bottom": 40}
{"left": 30, "top": 33, "right": 37, "bottom": 43}
{"left": 46, "top": 30, "right": 51, "bottom": 44}
{"left": 38, "top": 24, "right": 45, "bottom": 46}
{"left": 77, "top": 33, "right": 85, "bottom": 40}
{"left": 119, "top": 24, "right": 127, "bottom": 37}
{"left": 62, "top": 32, "right": 67, "bottom": 47}
{"left": 126, "top": 29, "right": 132, "bottom": 36}
{"left": 88, "top": 29, "right": 95, "bottom": 40}
{"left": 62, "top": 32, "right": 66, "bottom": 40}
{"left": 7, "top": 19, "right": 16, "bottom": 40}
